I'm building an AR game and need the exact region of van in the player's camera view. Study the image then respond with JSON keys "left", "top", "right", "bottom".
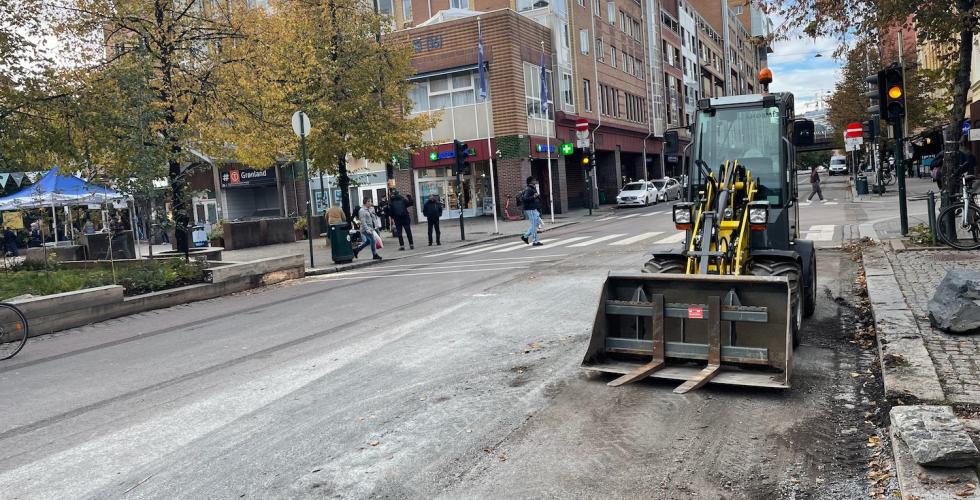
{"left": 829, "top": 156, "right": 847, "bottom": 176}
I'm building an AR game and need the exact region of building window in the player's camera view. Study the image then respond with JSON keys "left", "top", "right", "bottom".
{"left": 621, "top": 50, "right": 627, "bottom": 72}
{"left": 411, "top": 70, "right": 481, "bottom": 112}
{"left": 609, "top": 45, "right": 616, "bottom": 68}
{"left": 607, "top": 1, "right": 615, "bottom": 24}
{"left": 579, "top": 29, "right": 589, "bottom": 54}
{"left": 733, "top": 5, "right": 743, "bottom": 15}
{"left": 583, "top": 79, "right": 592, "bottom": 111}
{"left": 401, "top": 0, "right": 411, "bottom": 20}
{"left": 592, "top": 0, "right": 600, "bottom": 15}
{"left": 619, "top": 10, "right": 626, "bottom": 31}
{"left": 523, "top": 62, "right": 554, "bottom": 121}
{"left": 561, "top": 73, "right": 574, "bottom": 109}
{"left": 595, "top": 37, "right": 604, "bottom": 61}
{"left": 578, "top": 0, "right": 584, "bottom": 6}
{"left": 450, "top": 0, "right": 468, "bottom": 8}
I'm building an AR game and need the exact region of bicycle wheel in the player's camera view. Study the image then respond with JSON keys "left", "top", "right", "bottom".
{"left": 0, "top": 303, "right": 28, "bottom": 360}
{"left": 937, "top": 204, "right": 980, "bottom": 250}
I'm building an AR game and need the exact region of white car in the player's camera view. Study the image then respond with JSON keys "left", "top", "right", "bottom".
{"left": 828, "top": 156, "right": 847, "bottom": 176}
{"left": 616, "top": 181, "right": 656, "bottom": 206}
{"left": 650, "top": 178, "right": 682, "bottom": 202}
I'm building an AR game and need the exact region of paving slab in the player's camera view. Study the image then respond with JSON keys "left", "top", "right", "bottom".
{"left": 890, "top": 425, "right": 980, "bottom": 500}
{"left": 891, "top": 406, "right": 980, "bottom": 468}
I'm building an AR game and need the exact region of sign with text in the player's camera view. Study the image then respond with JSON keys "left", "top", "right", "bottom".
{"left": 220, "top": 167, "right": 277, "bottom": 187}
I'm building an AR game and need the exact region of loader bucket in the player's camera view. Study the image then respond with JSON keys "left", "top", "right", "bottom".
{"left": 582, "top": 272, "right": 792, "bottom": 392}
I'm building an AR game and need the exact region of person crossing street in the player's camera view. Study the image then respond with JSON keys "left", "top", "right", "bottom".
{"left": 352, "top": 198, "right": 383, "bottom": 261}
{"left": 388, "top": 190, "right": 415, "bottom": 251}
{"left": 808, "top": 166, "right": 824, "bottom": 201}
{"left": 520, "top": 176, "right": 543, "bottom": 247}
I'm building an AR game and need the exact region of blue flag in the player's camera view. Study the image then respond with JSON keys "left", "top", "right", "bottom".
{"left": 477, "top": 25, "right": 488, "bottom": 101}
{"left": 539, "top": 47, "right": 549, "bottom": 114}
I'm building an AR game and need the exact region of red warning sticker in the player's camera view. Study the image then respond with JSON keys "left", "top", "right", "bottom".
{"left": 688, "top": 306, "right": 704, "bottom": 319}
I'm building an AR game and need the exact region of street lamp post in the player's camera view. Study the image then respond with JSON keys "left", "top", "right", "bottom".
{"left": 292, "top": 111, "right": 316, "bottom": 268}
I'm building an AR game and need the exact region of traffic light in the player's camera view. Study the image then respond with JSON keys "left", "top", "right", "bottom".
{"left": 581, "top": 149, "right": 592, "bottom": 171}
{"left": 589, "top": 149, "right": 597, "bottom": 170}
{"left": 865, "top": 72, "right": 882, "bottom": 116}
{"left": 882, "top": 64, "right": 905, "bottom": 120}
{"left": 453, "top": 139, "right": 469, "bottom": 175}
{"left": 863, "top": 119, "right": 877, "bottom": 141}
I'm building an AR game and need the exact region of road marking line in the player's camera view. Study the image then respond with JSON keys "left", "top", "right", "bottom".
{"left": 455, "top": 241, "right": 525, "bottom": 255}
{"left": 801, "top": 225, "right": 836, "bottom": 241}
{"left": 491, "top": 238, "right": 557, "bottom": 252}
{"left": 364, "top": 254, "right": 567, "bottom": 268}
{"left": 530, "top": 236, "right": 589, "bottom": 249}
{"left": 609, "top": 232, "right": 664, "bottom": 246}
{"left": 569, "top": 234, "right": 626, "bottom": 247}
{"left": 595, "top": 216, "right": 616, "bottom": 221}
{"left": 422, "top": 244, "right": 497, "bottom": 257}
{"left": 655, "top": 233, "right": 686, "bottom": 244}
{"left": 317, "top": 266, "right": 531, "bottom": 281}
{"left": 619, "top": 213, "right": 641, "bottom": 219}
{"left": 329, "top": 259, "right": 564, "bottom": 275}
{"left": 641, "top": 211, "right": 664, "bottom": 217}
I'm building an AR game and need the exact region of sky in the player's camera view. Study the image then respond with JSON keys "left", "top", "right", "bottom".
{"left": 766, "top": 18, "right": 846, "bottom": 110}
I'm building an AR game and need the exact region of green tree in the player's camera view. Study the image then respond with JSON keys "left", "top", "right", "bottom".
{"left": 205, "top": 0, "right": 436, "bottom": 218}
{"left": 55, "top": 0, "right": 247, "bottom": 252}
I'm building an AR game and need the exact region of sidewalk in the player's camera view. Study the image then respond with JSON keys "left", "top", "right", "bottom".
{"left": 140, "top": 207, "right": 609, "bottom": 274}
{"left": 863, "top": 244, "right": 980, "bottom": 498}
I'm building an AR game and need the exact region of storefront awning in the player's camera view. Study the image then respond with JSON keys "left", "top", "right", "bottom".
{"left": 409, "top": 64, "right": 479, "bottom": 81}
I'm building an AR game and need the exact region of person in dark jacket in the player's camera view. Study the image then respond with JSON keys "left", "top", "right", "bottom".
{"left": 807, "top": 167, "right": 824, "bottom": 201}
{"left": 422, "top": 194, "right": 443, "bottom": 246}
{"left": 2, "top": 227, "right": 19, "bottom": 256}
{"left": 388, "top": 190, "right": 415, "bottom": 250}
{"left": 520, "top": 176, "right": 542, "bottom": 246}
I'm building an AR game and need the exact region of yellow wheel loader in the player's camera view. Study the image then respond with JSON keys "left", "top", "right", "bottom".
{"left": 582, "top": 72, "right": 817, "bottom": 393}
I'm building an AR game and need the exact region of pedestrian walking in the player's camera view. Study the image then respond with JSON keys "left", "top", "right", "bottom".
{"left": 807, "top": 167, "right": 824, "bottom": 201}
{"left": 388, "top": 190, "right": 414, "bottom": 250}
{"left": 352, "top": 198, "right": 383, "bottom": 261}
{"left": 520, "top": 176, "right": 543, "bottom": 246}
{"left": 422, "top": 194, "right": 443, "bottom": 246}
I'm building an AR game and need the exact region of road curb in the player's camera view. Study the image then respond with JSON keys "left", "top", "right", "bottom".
{"left": 304, "top": 220, "right": 580, "bottom": 277}
{"left": 862, "top": 246, "right": 946, "bottom": 404}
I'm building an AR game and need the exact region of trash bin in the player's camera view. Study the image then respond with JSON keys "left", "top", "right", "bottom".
{"left": 329, "top": 223, "right": 354, "bottom": 264}
{"left": 191, "top": 224, "right": 208, "bottom": 248}
{"left": 855, "top": 175, "right": 869, "bottom": 195}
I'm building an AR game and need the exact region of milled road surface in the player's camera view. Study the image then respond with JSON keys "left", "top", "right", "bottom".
{"left": 0, "top": 177, "right": 886, "bottom": 498}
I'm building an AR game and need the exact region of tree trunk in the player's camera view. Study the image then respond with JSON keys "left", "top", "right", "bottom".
{"left": 941, "top": 0, "right": 976, "bottom": 200}
{"left": 169, "top": 157, "right": 190, "bottom": 255}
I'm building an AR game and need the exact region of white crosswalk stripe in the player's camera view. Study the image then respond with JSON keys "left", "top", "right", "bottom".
{"left": 801, "top": 225, "right": 836, "bottom": 241}
{"left": 641, "top": 211, "right": 665, "bottom": 217}
{"left": 609, "top": 232, "right": 664, "bottom": 246}
{"left": 423, "top": 243, "right": 499, "bottom": 257}
{"left": 569, "top": 234, "right": 626, "bottom": 247}
{"left": 492, "top": 238, "right": 558, "bottom": 252}
{"left": 619, "top": 213, "right": 641, "bottom": 219}
{"left": 595, "top": 216, "right": 616, "bottom": 222}
{"left": 531, "top": 236, "right": 590, "bottom": 249}
{"left": 456, "top": 241, "right": 525, "bottom": 255}
{"left": 655, "top": 233, "right": 687, "bottom": 244}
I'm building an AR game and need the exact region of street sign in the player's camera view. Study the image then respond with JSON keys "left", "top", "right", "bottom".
{"left": 291, "top": 111, "right": 311, "bottom": 137}
{"left": 575, "top": 117, "right": 590, "bottom": 149}
{"left": 575, "top": 117, "right": 589, "bottom": 132}
{"left": 576, "top": 138, "right": 590, "bottom": 148}
{"left": 845, "top": 122, "right": 863, "bottom": 138}
{"left": 970, "top": 128, "right": 980, "bottom": 142}
{"left": 844, "top": 136, "right": 863, "bottom": 152}
{"left": 964, "top": 119, "right": 971, "bottom": 137}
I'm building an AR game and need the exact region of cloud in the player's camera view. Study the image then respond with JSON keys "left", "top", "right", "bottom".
{"left": 768, "top": 63, "right": 840, "bottom": 108}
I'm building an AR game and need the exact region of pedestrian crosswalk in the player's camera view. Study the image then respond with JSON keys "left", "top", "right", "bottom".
{"left": 422, "top": 224, "right": 843, "bottom": 259}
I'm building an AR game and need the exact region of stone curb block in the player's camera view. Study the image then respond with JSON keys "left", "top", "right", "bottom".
{"left": 862, "top": 247, "right": 945, "bottom": 404}
{"left": 890, "top": 423, "right": 980, "bottom": 500}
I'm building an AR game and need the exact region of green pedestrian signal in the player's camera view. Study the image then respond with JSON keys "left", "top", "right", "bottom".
{"left": 428, "top": 151, "right": 438, "bottom": 161}
{"left": 560, "top": 143, "right": 574, "bottom": 156}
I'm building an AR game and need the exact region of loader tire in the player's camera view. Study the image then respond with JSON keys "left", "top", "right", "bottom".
{"left": 748, "top": 259, "right": 803, "bottom": 349}
{"left": 642, "top": 256, "right": 686, "bottom": 274}
{"left": 803, "top": 251, "right": 816, "bottom": 318}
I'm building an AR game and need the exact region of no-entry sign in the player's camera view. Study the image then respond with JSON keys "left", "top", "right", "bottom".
{"left": 845, "top": 122, "right": 863, "bottom": 138}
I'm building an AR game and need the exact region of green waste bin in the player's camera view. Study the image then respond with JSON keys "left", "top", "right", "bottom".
{"left": 329, "top": 223, "right": 354, "bottom": 264}
{"left": 855, "top": 175, "right": 869, "bottom": 195}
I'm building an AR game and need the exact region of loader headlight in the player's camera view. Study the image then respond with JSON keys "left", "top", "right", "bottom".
{"left": 747, "top": 201, "right": 769, "bottom": 227}
{"left": 673, "top": 202, "right": 693, "bottom": 225}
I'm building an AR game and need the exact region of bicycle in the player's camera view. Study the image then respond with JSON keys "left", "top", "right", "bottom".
{"left": 0, "top": 302, "right": 28, "bottom": 360}
{"left": 937, "top": 175, "right": 980, "bottom": 250}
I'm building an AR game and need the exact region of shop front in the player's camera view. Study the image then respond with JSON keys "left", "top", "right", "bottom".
{"left": 414, "top": 162, "right": 493, "bottom": 220}
{"left": 219, "top": 166, "right": 280, "bottom": 220}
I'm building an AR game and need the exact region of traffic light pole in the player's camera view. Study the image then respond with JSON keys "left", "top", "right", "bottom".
{"left": 894, "top": 119, "right": 908, "bottom": 235}
{"left": 457, "top": 169, "right": 465, "bottom": 241}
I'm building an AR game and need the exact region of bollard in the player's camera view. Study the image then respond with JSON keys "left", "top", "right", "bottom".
{"left": 926, "top": 191, "right": 937, "bottom": 245}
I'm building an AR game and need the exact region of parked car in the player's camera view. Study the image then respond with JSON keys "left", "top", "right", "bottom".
{"left": 650, "top": 178, "right": 682, "bottom": 202}
{"left": 616, "top": 181, "right": 656, "bottom": 206}
{"left": 828, "top": 156, "right": 847, "bottom": 176}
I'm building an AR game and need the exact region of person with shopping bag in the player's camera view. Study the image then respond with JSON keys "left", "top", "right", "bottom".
{"left": 353, "top": 197, "right": 383, "bottom": 261}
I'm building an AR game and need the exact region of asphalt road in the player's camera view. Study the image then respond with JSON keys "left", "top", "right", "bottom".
{"left": 0, "top": 176, "right": 887, "bottom": 499}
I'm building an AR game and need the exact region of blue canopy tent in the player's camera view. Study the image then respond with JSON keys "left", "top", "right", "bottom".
{"left": 0, "top": 167, "right": 129, "bottom": 244}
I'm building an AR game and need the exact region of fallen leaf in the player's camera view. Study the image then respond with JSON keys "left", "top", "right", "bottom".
{"left": 368, "top": 440, "right": 381, "bottom": 447}
{"left": 850, "top": 372, "right": 861, "bottom": 378}
{"left": 954, "top": 486, "right": 976, "bottom": 497}
{"left": 867, "top": 435, "right": 881, "bottom": 447}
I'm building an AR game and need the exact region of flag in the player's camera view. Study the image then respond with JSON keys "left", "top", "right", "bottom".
{"left": 539, "top": 47, "right": 549, "bottom": 114}
{"left": 477, "top": 22, "right": 488, "bottom": 101}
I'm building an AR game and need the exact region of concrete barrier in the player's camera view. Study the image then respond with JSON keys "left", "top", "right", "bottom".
{"left": 8, "top": 255, "right": 305, "bottom": 338}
